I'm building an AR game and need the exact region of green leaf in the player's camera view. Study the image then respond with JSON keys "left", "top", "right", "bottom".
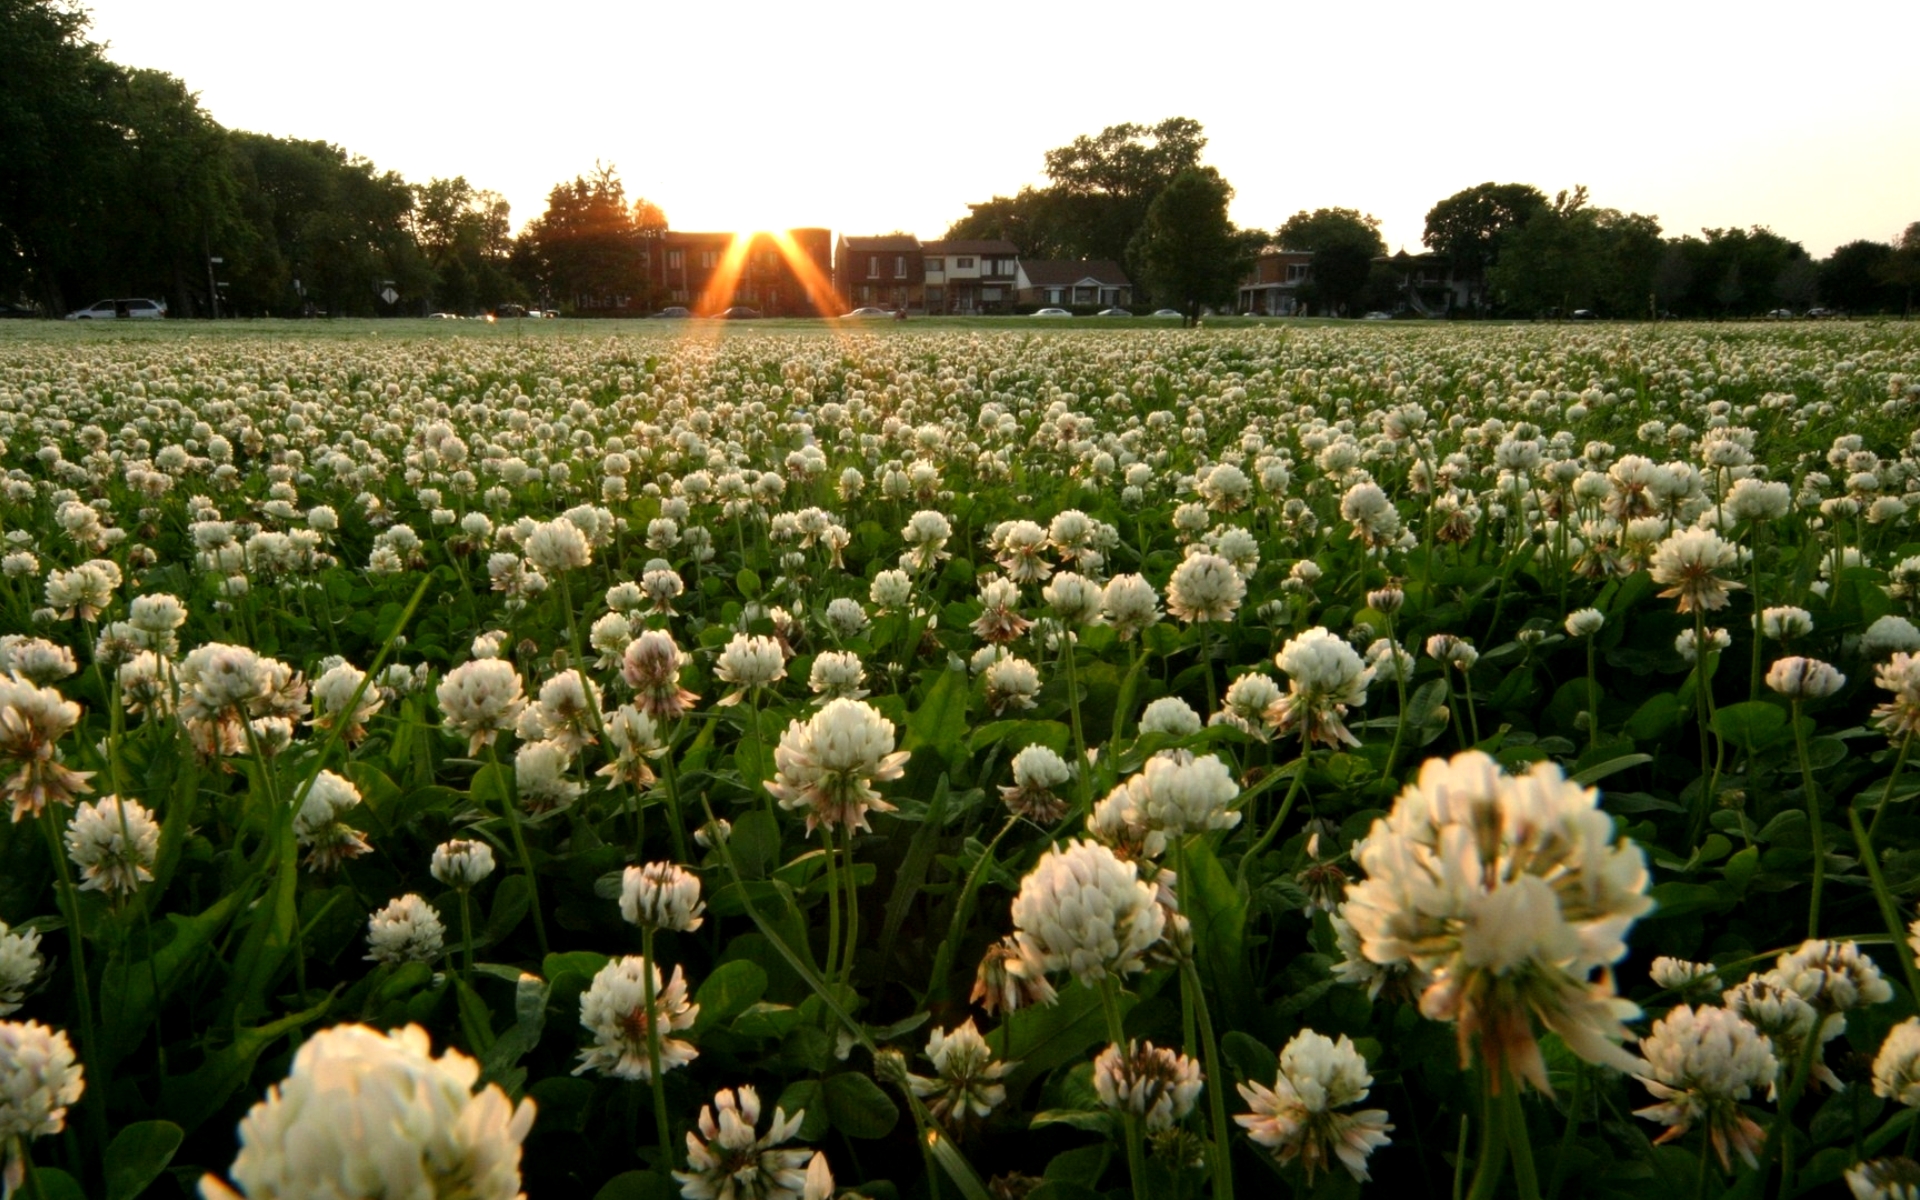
{"left": 823, "top": 1070, "right": 900, "bottom": 1138}
{"left": 736, "top": 567, "right": 762, "bottom": 598}
{"left": 1043, "top": 1144, "right": 1112, "bottom": 1187}
{"left": 105, "top": 1120, "right": 184, "bottom": 1200}
{"left": 1624, "top": 693, "right": 1682, "bottom": 742}
{"left": 25, "top": 1169, "right": 85, "bottom": 1200}
{"left": 1177, "top": 838, "right": 1256, "bottom": 1033}
{"left": 994, "top": 980, "right": 1132, "bottom": 1094}
{"left": 1646, "top": 881, "right": 1735, "bottom": 920}
{"left": 729, "top": 809, "right": 782, "bottom": 879}
{"left": 693, "top": 960, "right": 769, "bottom": 1031}
{"left": 158, "top": 995, "right": 332, "bottom": 1134}
{"left": 904, "top": 666, "right": 972, "bottom": 761}
{"left": 1570, "top": 753, "right": 1652, "bottom": 786}
{"left": 777, "top": 1078, "right": 830, "bottom": 1141}
{"left": 485, "top": 872, "right": 532, "bottom": 945}
{"left": 1723, "top": 845, "right": 1761, "bottom": 893}
{"left": 1714, "top": 701, "right": 1790, "bottom": 755}
{"left": 1221, "top": 1030, "right": 1276, "bottom": 1087}
{"left": 594, "top": 1172, "right": 678, "bottom": 1200}
{"left": 100, "top": 889, "right": 244, "bottom": 1070}
{"left": 543, "top": 950, "right": 611, "bottom": 982}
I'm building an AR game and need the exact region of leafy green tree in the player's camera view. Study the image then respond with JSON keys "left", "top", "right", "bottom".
{"left": 945, "top": 188, "right": 1075, "bottom": 259}
{"left": 1422, "top": 182, "right": 1548, "bottom": 311}
{"left": 1128, "top": 167, "right": 1262, "bottom": 325}
{"left": 0, "top": 0, "right": 123, "bottom": 310}
{"left": 1483, "top": 189, "right": 1663, "bottom": 317}
{"left": 518, "top": 163, "right": 659, "bottom": 313}
{"left": 1276, "top": 207, "right": 1385, "bottom": 315}
{"left": 1820, "top": 240, "right": 1897, "bottom": 313}
{"left": 1885, "top": 222, "right": 1920, "bottom": 317}
{"left": 412, "top": 177, "right": 517, "bottom": 311}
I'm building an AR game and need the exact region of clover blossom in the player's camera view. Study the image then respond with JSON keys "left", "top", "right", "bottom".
{"left": 1237, "top": 1029, "right": 1393, "bottom": 1182}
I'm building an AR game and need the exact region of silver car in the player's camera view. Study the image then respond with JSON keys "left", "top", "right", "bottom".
{"left": 66, "top": 298, "right": 168, "bottom": 319}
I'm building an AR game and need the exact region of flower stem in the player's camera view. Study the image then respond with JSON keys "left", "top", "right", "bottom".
{"left": 1502, "top": 1084, "right": 1541, "bottom": 1200}
{"left": 1098, "top": 977, "right": 1149, "bottom": 1200}
{"left": 1790, "top": 699, "right": 1825, "bottom": 937}
{"left": 1758, "top": 1009, "right": 1826, "bottom": 1199}
{"left": 1178, "top": 941, "right": 1234, "bottom": 1200}
{"left": 458, "top": 888, "right": 475, "bottom": 980}
{"left": 486, "top": 741, "right": 548, "bottom": 957}
{"left": 841, "top": 828, "right": 861, "bottom": 985}
{"left": 1464, "top": 1068, "right": 1511, "bottom": 1200}
{"left": 659, "top": 719, "right": 690, "bottom": 865}
{"left": 1848, "top": 808, "right": 1920, "bottom": 1006}
{"left": 641, "top": 927, "right": 673, "bottom": 1170}
{"left": 1545, "top": 1063, "right": 1583, "bottom": 1200}
{"left": 821, "top": 826, "right": 842, "bottom": 982}
{"left": 1237, "top": 742, "right": 1309, "bottom": 891}
{"left": 39, "top": 803, "right": 103, "bottom": 1157}
{"left": 1867, "top": 731, "right": 1914, "bottom": 845}
{"left": 1061, "top": 627, "right": 1091, "bottom": 812}
{"left": 1585, "top": 638, "right": 1601, "bottom": 751}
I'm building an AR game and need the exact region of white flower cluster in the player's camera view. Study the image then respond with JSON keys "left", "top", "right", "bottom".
{"left": 1010, "top": 838, "right": 1165, "bottom": 987}
{"left": 63, "top": 794, "right": 159, "bottom": 895}
{"left": 575, "top": 956, "right": 699, "bottom": 1081}
{"left": 1237, "top": 1029, "right": 1393, "bottom": 1182}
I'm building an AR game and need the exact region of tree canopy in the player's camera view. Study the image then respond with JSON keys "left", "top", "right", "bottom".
{"left": 1130, "top": 167, "right": 1263, "bottom": 325}
{"left": 1276, "top": 208, "right": 1385, "bottom": 315}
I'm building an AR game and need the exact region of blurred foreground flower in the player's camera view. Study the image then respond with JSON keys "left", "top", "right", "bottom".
{"left": 1341, "top": 750, "right": 1650, "bottom": 1092}
{"left": 198, "top": 1023, "right": 532, "bottom": 1200}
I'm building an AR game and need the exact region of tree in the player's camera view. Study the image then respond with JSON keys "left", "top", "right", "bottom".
{"left": 1129, "top": 167, "right": 1262, "bottom": 326}
{"left": 518, "top": 163, "right": 659, "bottom": 313}
{"left": 1820, "top": 240, "right": 1897, "bottom": 313}
{"left": 1885, "top": 222, "right": 1920, "bottom": 317}
{"left": 1422, "top": 183, "right": 1548, "bottom": 311}
{"left": 947, "top": 118, "right": 1210, "bottom": 275}
{"left": 1276, "top": 208, "right": 1385, "bottom": 315}
{"left": 0, "top": 0, "right": 124, "bottom": 310}
{"left": 412, "top": 176, "right": 517, "bottom": 311}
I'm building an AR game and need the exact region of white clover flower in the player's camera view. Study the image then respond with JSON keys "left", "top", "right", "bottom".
{"left": 1105, "top": 750, "right": 1241, "bottom": 854}
{"left": 621, "top": 862, "right": 705, "bottom": 932}
{"left": 807, "top": 650, "right": 867, "bottom": 702}
{"left": 430, "top": 839, "right": 496, "bottom": 890}
{"left": 1863, "top": 616, "right": 1920, "bottom": 658}
{"left": 310, "top": 661, "right": 382, "bottom": 744}
{"left": 621, "top": 631, "right": 698, "bottom": 722}
{"left": 1760, "top": 606, "right": 1815, "bottom": 641}
{"left": 1139, "top": 696, "right": 1202, "bottom": 737}
{"left": 1001, "top": 743, "right": 1072, "bottom": 824}
{"left": 1271, "top": 626, "right": 1373, "bottom": 748}
{"left": 983, "top": 655, "right": 1041, "bottom": 715}
{"left": 515, "top": 739, "right": 581, "bottom": 815}
{"left": 1341, "top": 751, "right": 1650, "bottom": 1092}
{"left": 574, "top": 957, "right": 699, "bottom": 1081}
{"left": 1565, "top": 608, "right": 1605, "bottom": 638}
{"left": 532, "top": 669, "right": 604, "bottom": 753}
{"left": 1100, "top": 574, "right": 1161, "bottom": 641}
{"left": 1875, "top": 1018, "right": 1920, "bottom": 1108}
{"left": 63, "top": 794, "right": 159, "bottom": 895}
{"left": 0, "top": 639, "right": 74, "bottom": 686}
{"left": 674, "top": 1085, "right": 811, "bottom": 1200}
{"left": 823, "top": 597, "right": 868, "bottom": 638}
{"left": 1766, "top": 656, "right": 1845, "bottom": 700}
{"left": 1676, "top": 627, "right": 1732, "bottom": 663}
{"left": 1011, "top": 838, "right": 1165, "bottom": 986}
{"left": 1649, "top": 957, "right": 1723, "bottom": 997}
{"left": 1847, "top": 1157, "right": 1920, "bottom": 1200}
{"left": 0, "top": 673, "right": 92, "bottom": 821}
{"left": 523, "top": 517, "right": 591, "bottom": 573}
{"left": 1043, "top": 572, "right": 1104, "bottom": 626}
{"left": 715, "top": 633, "right": 786, "bottom": 700}
{"left": 767, "top": 698, "right": 909, "bottom": 835}
{"left": 1634, "top": 1004, "right": 1776, "bottom": 1169}
{"left": 435, "top": 659, "right": 526, "bottom": 755}
{"left": 1165, "top": 553, "right": 1244, "bottom": 624}
{"left": 1237, "top": 1029, "right": 1393, "bottom": 1182}
{"left": 1340, "top": 481, "right": 1403, "bottom": 548}
{"left": 1649, "top": 527, "right": 1744, "bottom": 613}
{"left": 365, "top": 894, "right": 446, "bottom": 965}
{"left": 907, "top": 1018, "right": 1011, "bottom": 1124}
{"left": 1093, "top": 1040, "right": 1201, "bottom": 1131}
{"left": 199, "top": 1023, "right": 533, "bottom": 1200}
{"left": 0, "top": 923, "right": 43, "bottom": 1017}
{"left": 1771, "top": 939, "right": 1893, "bottom": 1013}
{"left": 1329, "top": 906, "right": 1409, "bottom": 1001}
{"left": 589, "top": 612, "right": 634, "bottom": 668}
{"left": 1725, "top": 478, "right": 1792, "bottom": 523}
{"left": 869, "top": 569, "right": 913, "bottom": 612}
{"left": 0, "top": 1019, "right": 83, "bottom": 1188}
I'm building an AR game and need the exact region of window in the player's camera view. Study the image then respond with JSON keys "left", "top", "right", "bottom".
{"left": 1047, "top": 288, "right": 1062, "bottom": 304}
{"left": 956, "top": 257, "right": 974, "bottom": 269}
{"left": 667, "top": 250, "right": 685, "bottom": 270}
{"left": 700, "top": 250, "right": 719, "bottom": 269}
{"left": 894, "top": 255, "right": 906, "bottom": 279}
{"left": 1286, "top": 264, "right": 1308, "bottom": 283}
{"left": 867, "top": 255, "right": 880, "bottom": 279}
{"left": 987, "top": 257, "right": 1012, "bottom": 275}
{"left": 925, "top": 257, "right": 944, "bottom": 272}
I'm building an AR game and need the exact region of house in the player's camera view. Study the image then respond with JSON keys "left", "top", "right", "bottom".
{"left": 834, "top": 235, "right": 924, "bottom": 312}
{"left": 1014, "top": 260, "right": 1133, "bottom": 310}
{"left": 1238, "top": 249, "right": 1313, "bottom": 315}
{"left": 1375, "top": 251, "right": 1474, "bottom": 316}
{"left": 923, "top": 240, "right": 1020, "bottom": 314}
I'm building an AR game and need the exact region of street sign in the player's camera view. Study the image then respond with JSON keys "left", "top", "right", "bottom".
{"left": 380, "top": 287, "right": 398, "bottom": 305}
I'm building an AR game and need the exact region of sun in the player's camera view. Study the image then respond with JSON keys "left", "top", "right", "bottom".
{"left": 689, "top": 230, "right": 844, "bottom": 323}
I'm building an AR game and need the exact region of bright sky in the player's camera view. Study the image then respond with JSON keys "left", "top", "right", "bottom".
{"left": 84, "top": 0, "right": 1919, "bottom": 259}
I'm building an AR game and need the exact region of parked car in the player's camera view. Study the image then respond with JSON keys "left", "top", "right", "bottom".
{"left": 65, "top": 298, "right": 167, "bottom": 320}
{"left": 427, "top": 312, "right": 461, "bottom": 320}
{"left": 1361, "top": 311, "right": 1393, "bottom": 321}
{"left": 1806, "top": 307, "right": 1837, "bottom": 319}
{"left": 1032, "top": 307, "right": 1071, "bottom": 317}
{"left": 0, "top": 302, "right": 43, "bottom": 320}
{"left": 650, "top": 307, "right": 692, "bottom": 319}
{"left": 495, "top": 304, "right": 528, "bottom": 318}
{"left": 1571, "top": 309, "right": 1599, "bottom": 321}
{"left": 1096, "top": 307, "right": 1133, "bottom": 317}
{"left": 842, "top": 307, "right": 893, "bottom": 319}
{"left": 713, "top": 306, "right": 761, "bottom": 320}
{"left": 1150, "top": 308, "right": 1183, "bottom": 318}
{"left": 1767, "top": 308, "right": 1795, "bottom": 320}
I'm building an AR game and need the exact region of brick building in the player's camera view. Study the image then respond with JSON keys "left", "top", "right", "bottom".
{"left": 834, "top": 235, "right": 924, "bottom": 311}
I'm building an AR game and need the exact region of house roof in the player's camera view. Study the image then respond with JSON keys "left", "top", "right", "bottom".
{"left": 922, "top": 239, "right": 1018, "bottom": 256}
{"left": 1019, "top": 259, "right": 1131, "bottom": 287}
{"left": 840, "top": 235, "right": 922, "bottom": 251}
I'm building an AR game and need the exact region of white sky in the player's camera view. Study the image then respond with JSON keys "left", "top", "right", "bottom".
{"left": 83, "top": 0, "right": 1919, "bottom": 259}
